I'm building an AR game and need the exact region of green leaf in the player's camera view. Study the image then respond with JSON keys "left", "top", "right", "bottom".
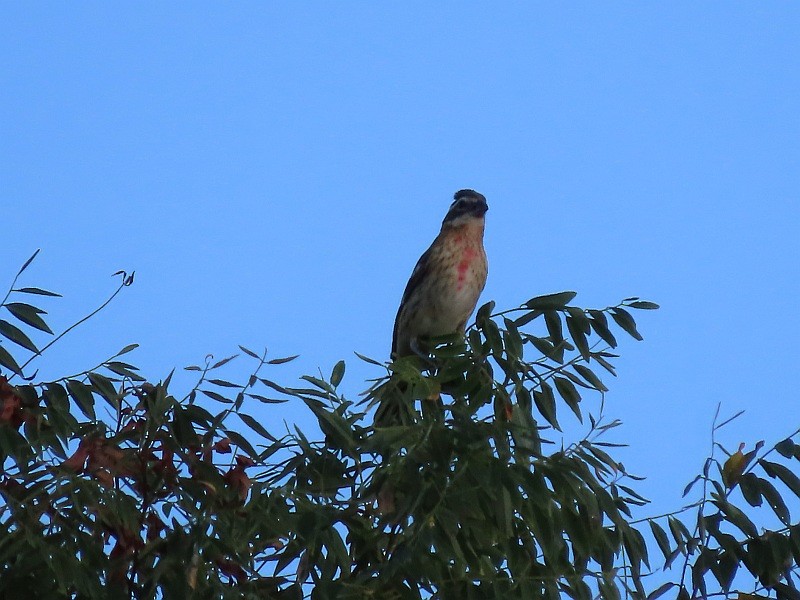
{"left": 117, "top": 343, "right": 139, "bottom": 356}
{"left": 301, "top": 375, "right": 335, "bottom": 394}
{"left": 302, "top": 397, "right": 355, "bottom": 453}
{"left": 238, "top": 345, "right": 261, "bottom": 359}
{"left": 0, "top": 424, "right": 30, "bottom": 463}
{"left": 649, "top": 521, "right": 672, "bottom": 559}
{"left": 267, "top": 354, "right": 299, "bottom": 365}
{"left": 775, "top": 438, "right": 796, "bottom": 459}
{"left": 483, "top": 319, "right": 503, "bottom": 356}
{"left": 201, "top": 389, "right": 234, "bottom": 404}
{"left": 739, "top": 473, "right": 763, "bottom": 507}
{"left": 761, "top": 459, "right": 800, "bottom": 501}
{"left": 44, "top": 382, "right": 70, "bottom": 412}
{"left": 476, "top": 300, "right": 496, "bottom": 323}
{"left": 647, "top": 583, "right": 676, "bottom": 600}
{"left": 15, "top": 249, "right": 40, "bottom": 277}
{"left": 208, "top": 378, "right": 240, "bottom": 388}
{"left": 324, "top": 527, "right": 350, "bottom": 573}
{"left": 757, "top": 476, "right": 791, "bottom": 524}
{"left": 714, "top": 499, "right": 758, "bottom": 538}
{"left": 623, "top": 524, "right": 650, "bottom": 569}
{"left": 13, "top": 286, "right": 61, "bottom": 297}
{"left": 533, "top": 382, "right": 559, "bottom": 430}
{"left": 104, "top": 361, "right": 144, "bottom": 381}
{"left": 599, "top": 577, "right": 622, "bottom": 600}
{"left": 172, "top": 405, "right": 198, "bottom": 445}
{"left": 183, "top": 403, "right": 214, "bottom": 426}
{"left": 0, "top": 320, "right": 39, "bottom": 353}
{"left": 573, "top": 364, "right": 608, "bottom": 392}
{"left": 525, "top": 291, "right": 577, "bottom": 310}
{"left": 4, "top": 303, "right": 52, "bottom": 334}
{"left": 566, "top": 314, "right": 590, "bottom": 359}
{"left": 513, "top": 310, "right": 541, "bottom": 327}
{"left": 618, "top": 483, "right": 649, "bottom": 505}
{"left": 354, "top": 351, "right": 382, "bottom": 366}
{"left": 565, "top": 306, "right": 591, "bottom": 334}
{"left": 259, "top": 378, "right": 292, "bottom": 397}
{"left": 712, "top": 533, "right": 742, "bottom": 572}
{"left": 502, "top": 317, "right": 524, "bottom": 360}
{"left": 87, "top": 372, "right": 119, "bottom": 409}
{"left": 588, "top": 310, "right": 618, "bottom": 348}
{"left": 610, "top": 307, "right": 643, "bottom": 341}
{"left": 0, "top": 344, "right": 23, "bottom": 375}
{"left": 44, "top": 382, "right": 79, "bottom": 439}
{"left": 668, "top": 515, "right": 692, "bottom": 548}
{"left": 592, "top": 354, "right": 617, "bottom": 376}
{"left": 330, "top": 360, "right": 345, "bottom": 387}
{"left": 554, "top": 377, "right": 581, "bottom": 421}
{"left": 691, "top": 563, "right": 707, "bottom": 600}
{"left": 225, "top": 429, "right": 258, "bottom": 459}
{"left": 589, "top": 446, "right": 620, "bottom": 475}
{"left": 628, "top": 300, "right": 660, "bottom": 310}
{"left": 246, "top": 393, "right": 288, "bottom": 404}
{"left": 528, "top": 336, "right": 556, "bottom": 360}
{"left": 467, "top": 329, "right": 484, "bottom": 353}
{"left": 66, "top": 379, "right": 96, "bottom": 420}
{"left": 543, "top": 311, "right": 563, "bottom": 344}
{"left": 211, "top": 354, "right": 238, "bottom": 369}
{"left": 239, "top": 412, "right": 277, "bottom": 442}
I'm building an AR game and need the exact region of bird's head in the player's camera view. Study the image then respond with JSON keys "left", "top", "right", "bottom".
{"left": 441, "top": 189, "right": 488, "bottom": 228}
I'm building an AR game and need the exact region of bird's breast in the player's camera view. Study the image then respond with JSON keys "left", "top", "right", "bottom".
{"left": 422, "top": 234, "right": 487, "bottom": 331}
{"left": 456, "top": 246, "right": 479, "bottom": 291}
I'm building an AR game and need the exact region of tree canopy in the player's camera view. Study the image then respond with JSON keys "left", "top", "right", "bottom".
{"left": 1, "top": 251, "right": 800, "bottom": 600}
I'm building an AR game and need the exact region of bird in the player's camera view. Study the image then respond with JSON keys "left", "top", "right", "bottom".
{"left": 391, "top": 189, "right": 489, "bottom": 361}
{"left": 372, "top": 189, "right": 489, "bottom": 517}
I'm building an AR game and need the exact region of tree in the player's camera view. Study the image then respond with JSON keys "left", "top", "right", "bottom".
{"left": 1, "top": 250, "right": 800, "bottom": 599}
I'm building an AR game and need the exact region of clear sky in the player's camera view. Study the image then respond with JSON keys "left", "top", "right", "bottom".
{"left": 2, "top": 3, "right": 799, "bottom": 523}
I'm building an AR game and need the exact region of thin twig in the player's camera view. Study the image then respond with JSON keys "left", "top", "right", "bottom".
{"left": 10, "top": 275, "right": 130, "bottom": 382}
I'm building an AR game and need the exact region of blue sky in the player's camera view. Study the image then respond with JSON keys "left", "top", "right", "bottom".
{"left": 2, "top": 3, "right": 799, "bottom": 524}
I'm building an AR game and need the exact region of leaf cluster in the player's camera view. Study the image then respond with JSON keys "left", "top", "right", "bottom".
{"left": 2, "top": 253, "right": 800, "bottom": 600}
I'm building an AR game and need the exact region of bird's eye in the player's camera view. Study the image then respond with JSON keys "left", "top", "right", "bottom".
{"left": 448, "top": 196, "right": 479, "bottom": 214}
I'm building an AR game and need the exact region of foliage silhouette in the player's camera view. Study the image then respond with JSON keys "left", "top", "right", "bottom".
{"left": 1, "top": 251, "right": 800, "bottom": 599}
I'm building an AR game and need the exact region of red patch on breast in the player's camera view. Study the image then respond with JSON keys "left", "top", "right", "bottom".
{"left": 456, "top": 247, "right": 478, "bottom": 290}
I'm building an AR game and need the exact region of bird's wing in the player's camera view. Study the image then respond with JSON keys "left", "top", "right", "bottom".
{"left": 391, "top": 240, "right": 438, "bottom": 356}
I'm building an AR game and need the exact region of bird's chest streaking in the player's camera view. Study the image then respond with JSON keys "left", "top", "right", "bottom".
{"left": 416, "top": 223, "right": 488, "bottom": 337}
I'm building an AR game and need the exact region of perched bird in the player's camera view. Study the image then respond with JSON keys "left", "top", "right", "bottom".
{"left": 391, "top": 189, "right": 489, "bottom": 361}
{"left": 373, "top": 189, "right": 489, "bottom": 516}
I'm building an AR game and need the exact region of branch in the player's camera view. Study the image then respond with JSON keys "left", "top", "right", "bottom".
{"left": 10, "top": 271, "right": 133, "bottom": 382}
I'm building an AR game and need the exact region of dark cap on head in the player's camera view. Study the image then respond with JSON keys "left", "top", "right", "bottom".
{"left": 454, "top": 189, "right": 486, "bottom": 203}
